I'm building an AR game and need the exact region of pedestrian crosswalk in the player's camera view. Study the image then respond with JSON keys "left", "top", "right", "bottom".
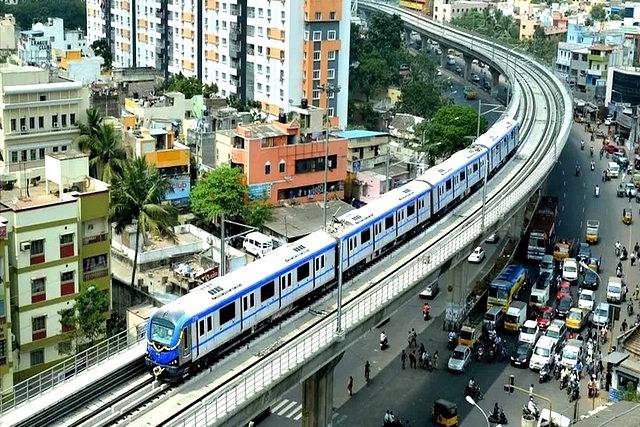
{"left": 271, "top": 398, "right": 304, "bottom": 420}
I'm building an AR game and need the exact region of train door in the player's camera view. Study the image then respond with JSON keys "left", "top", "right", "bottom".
{"left": 279, "top": 272, "right": 293, "bottom": 307}
{"left": 179, "top": 327, "right": 192, "bottom": 365}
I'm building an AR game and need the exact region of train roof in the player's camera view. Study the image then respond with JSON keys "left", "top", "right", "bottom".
{"left": 156, "top": 231, "right": 336, "bottom": 320}
{"left": 473, "top": 119, "right": 517, "bottom": 150}
{"left": 334, "top": 180, "right": 430, "bottom": 230}
{"left": 447, "top": 145, "right": 487, "bottom": 163}
{"left": 414, "top": 154, "right": 462, "bottom": 185}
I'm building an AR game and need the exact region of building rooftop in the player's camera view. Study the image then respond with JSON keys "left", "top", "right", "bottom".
{"left": 331, "top": 130, "right": 389, "bottom": 140}
{"left": 559, "top": 42, "right": 588, "bottom": 51}
{"left": 263, "top": 199, "right": 355, "bottom": 241}
{"left": 591, "top": 44, "right": 615, "bottom": 51}
{"left": 239, "top": 123, "right": 288, "bottom": 139}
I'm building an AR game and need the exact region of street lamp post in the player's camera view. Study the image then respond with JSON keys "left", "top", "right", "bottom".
{"left": 317, "top": 83, "right": 341, "bottom": 230}
{"left": 465, "top": 396, "right": 492, "bottom": 427}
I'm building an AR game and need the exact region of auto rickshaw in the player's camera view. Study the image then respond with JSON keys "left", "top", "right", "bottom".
{"left": 432, "top": 399, "right": 458, "bottom": 426}
{"left": 588, "top": 256, "right": 601, "bottom": 273}
{"left": 623, "top": 208, "right": 633, "bottom": 225}
{"left": 458, "top": 324, "right": 480, "bottom": 348}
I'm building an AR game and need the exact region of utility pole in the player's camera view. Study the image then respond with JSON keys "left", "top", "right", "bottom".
{"left": 385, "top": 150, "right": 390, "bottom": 193}
{"left": 317, "top": 83, "right": 341, "bottom": 229}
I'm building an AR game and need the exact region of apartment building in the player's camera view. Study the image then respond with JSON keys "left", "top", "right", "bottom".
{"left": 86, "top": 0, "right": 350, "bottom": 127}
{"left": 2, "top": 151, "right": 110, "bottom": 382}
{"left": 0, "top": 217, "right": 10, "bottom": 391}
{"left": 215, "top": 104, "right": 347, "bottom": 204}
{"left": 0, "top": 65, "right": 89, "bottom": 178}
{"left": 122, "top": 126, "right": 191, "bottom": 207}
{"left": 123, "top": 92, "right": 194, "bottom": 129}
{"left": 18, "top": 18, "right": 88, "bottom": 66}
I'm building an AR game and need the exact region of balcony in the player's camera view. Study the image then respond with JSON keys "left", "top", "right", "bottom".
{"left": 230, "top": 59, "right": 239, "bottom": 69}
{"left": 229, "top": 42, "right": 240, "bottom": 57}
{"left": 83, "top": 233, "right": 108, "bottom": 245}
{"left": 84, "top": 267, "right": 109, "bottom": 281}
{"left": 230, "top": 7, "right": 239, "bottom": 16}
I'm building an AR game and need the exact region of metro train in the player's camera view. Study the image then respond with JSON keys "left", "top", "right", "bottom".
{"left": 145, "top": 118, "right": 520, "bottom": 381}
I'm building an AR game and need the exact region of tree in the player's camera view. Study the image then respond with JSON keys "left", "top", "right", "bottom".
{"left": 1, "top": 0, "right": 87, "bottom": 32}
{"left": 203, "top": 83, "right": 219, "bottom": 98}
{"left": 90, "top": 38, "right": 113, "bottom": 70}
{"left": 227, "top": 95, "right": 262, "bottom": 113}
{"left": 163, "top": 73, "right": 203, "bottom": 98}
{"left": 348, "top": 101, "right": 382, "bottom": 130}
{"left": 110, "top": 157, "right": 178, "bottom": 287}
{"left": 590, "top": 4, "right": 607, "bottom": 21}
{"left": 416, "top": 105, "right": 489, "bottom": 156}
{"left": 88, "top": 123, "right": 127, "bottom": 183}
{"left": 190, "top": 164, "right": 248, "bottom": 222}
{"left": 243, "top": 199, "right": 273, "bottom": 229}
{"left": 59, "top": 283, "right": 110, "bottom": 350}
{"left": 367, "top": 12, "right": 405, "bottom": 54}
{"left": 75, "top": 108, "right": 103, "bottom": 149}
{"left": 396, "top": 79, "right": 443, "bottom": 119}
{"left": 352, "top": 53, "right": 392, "bottom": 101}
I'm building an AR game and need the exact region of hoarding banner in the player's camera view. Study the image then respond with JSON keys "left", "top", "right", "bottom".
{"left": 166, "top": 176, "right": 191, "bottom": 201}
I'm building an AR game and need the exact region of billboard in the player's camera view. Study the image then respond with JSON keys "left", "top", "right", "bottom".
{"left": 166, "top": 176, "right": 191, "bottom": 202}
{"left": 248, "top": 183, "right": 272, "bottom": 201}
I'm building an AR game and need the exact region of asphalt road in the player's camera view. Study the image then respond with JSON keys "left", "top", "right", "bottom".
{"left": 256, "top": 120, "right": 639, "bottom": 427}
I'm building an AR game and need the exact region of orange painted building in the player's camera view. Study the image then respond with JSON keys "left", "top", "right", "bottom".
{"left": 221, "top": 108, "right": 347, "bottom": 204}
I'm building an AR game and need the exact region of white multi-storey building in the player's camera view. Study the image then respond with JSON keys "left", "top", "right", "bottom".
{"left": 86, "top": 0, "right": 350, "bottom": 127}
{"left": 0, "top": 65, "right": 89, "bottom": 178}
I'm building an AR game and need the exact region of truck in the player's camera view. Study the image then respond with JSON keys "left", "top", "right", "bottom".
{"left": 586, "top": 220, "right": 600, "bottom": 243}
{"left": 526, "top": 196, "right": 559, "bottom": 261}
{"left": 553, "top": 237, "right": 576, "bottom": 262}
{"left": 463, "top": 85, "right": 477, "bottom": 100}
{"left": 504, "top": 301, "right": 527, "bottom": 332}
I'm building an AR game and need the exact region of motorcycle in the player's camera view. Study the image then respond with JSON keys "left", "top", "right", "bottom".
{"left": 466, "top": 384, "right": 484, "bottom": 401}
{"left": 575, "top": 166, "right": 581, "bottom": 176}
{"left": 448, "top": 335, "right": 457, "bottom": 351}
{"left": 489, "top": 406, "right": 508, "bottom": 425}
{"left": 591, "top": 162, "right": 595, "bottom": 171}
{"left": 523, "top": 403, "right": 540, "bottom": 420}
{"left": 380, "top": 337, "right": 389, "bottom": 351}
{"left": 595, "top": 186, "right": 600, "bottom": 197}
{"left": 476, "top": 343, "right": 484, "bottom": 361}
{"left": 568, "top": 381, "right": 580, "bottom": 402}
{"left": 590, "top": 147, "right": 594, "bottom": 157}
{"left": 423, "top": 306, "right": 430, "bottom": 321}
{"left": 560, "top": 371, "right": 569, "bottom": 390}
{"left": 553, "top": 363, "right": 562, "bottom": 380}
{"left": 487, "top": 343, "right": 498, "bottom": 363}
{"left": 539, "top": 363, "right": 551, "bottom": 383}
{"left": 419, "top": 355, "right": 434, "bottom": 372}
{"left": 581, "top": 141, "right": 585, "bottom": 150}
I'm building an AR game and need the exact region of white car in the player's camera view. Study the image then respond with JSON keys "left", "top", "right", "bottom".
{"left": 468, "top": 247, "right": 485, "bottom": 263}
{"left": 562, "top": 258, "right": 578, "bottom": 282}
{"left": 604, "top": 117, "right": 613, "bottom": 126}
{"left": 519, "top": 320, "right": 541, "bottom": 345}
{"left": 578, "top": 289, "right": 595, "bottom": 311}
{"left": 448, "top": 345, "right": 472, "bottom": 372}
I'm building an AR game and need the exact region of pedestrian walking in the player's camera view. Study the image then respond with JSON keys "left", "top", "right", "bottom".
{"left": 409, "top": 328, "right": 417, "bottom": 347}
{"left": 629, "top": 191, "right": 633, "bottom": 203}
{"left": 365, "top": 361, "right": 370, "bottom": 382}
{"left": 634, "top": 286, "right": 640, "bottom": 301}
{"left": 632, "top": 252, "right": 637, "bottom": 267}
{"left": 409, "top": 350, "right": 417, "bottom": 369}
{"left": 433, "top": 351, "right": 439, "bottom": 369}
{"left": 622, "top": 318, "right": 628, "bottom": 333}
{"left": 347, "top": 376, "right": 353, "bottom": 396}
{"left": 529, "top": 383, "right": 534, "bottom": 398}
{"left": 401, "top": 350, "right": 407, "bottom": 370}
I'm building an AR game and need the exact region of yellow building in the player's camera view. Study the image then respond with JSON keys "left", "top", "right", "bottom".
{"left": 1, "top": 151, "right": 110, "bottom": 384}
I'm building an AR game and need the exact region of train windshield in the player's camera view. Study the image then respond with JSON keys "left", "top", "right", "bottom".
{"left": 150, "top": 319, "right": 175, "bottom": 345}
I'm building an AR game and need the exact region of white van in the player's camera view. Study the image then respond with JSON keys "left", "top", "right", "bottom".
{"left": 608, "top": 161, "right": 620, "bottom": 178}
{"left": 561, "top": 258, "right": 578, "bottom": 282}
{"left": 529, "top": 335, "right": 557, "bottom": 371}
{"left": 607, "top": 276, "right": 625, "bottom": 303}
{"left": 243, "top": 232, "right": 274, "bottom": 258}
{"left": 560, "top": 339, "right": 584, "bottom": 368}
{"left": 447, "top": 55, "right": 456, "bottom": 65}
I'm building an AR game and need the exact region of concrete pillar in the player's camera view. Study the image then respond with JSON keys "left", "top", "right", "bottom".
{"left": 490, "top": 68, "right": 501, "bottom": 98}
{"left": 440, "top": 50, "right": 448, "bottom": 68}
{"left": 404, "top": 29, "right": 412, "bottom": 46}
{"left": 508, "top": 207, "right": 526, "bottom": 241}
{"left": 302, "top": 353, "right": 344, "bottom": 427}
{"left": 444, "top": 260, "right": 468, "bottom": 331}
{"left": 463, "top": 55, "right": 473, "bottom": 82}
{"left": 420, "top": 34, "right": 429, "bottom": 52}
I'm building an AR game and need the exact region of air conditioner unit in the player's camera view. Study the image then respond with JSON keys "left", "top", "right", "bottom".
{"left": 53, "top": 123, "right": 59, "bottom": 128}
{"left": 265, "top": 74, "right": 270, "bottom": 78}
{"left": 11, "top": 333, "right": 15, "bottom": 343}
{"left": 21, "top": 126, "right": 27, "bottom": 131}
{"left": 20, "top": 242, "right": 30, "bottom": 251}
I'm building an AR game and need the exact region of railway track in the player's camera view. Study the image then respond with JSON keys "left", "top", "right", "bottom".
{"left": 20, "top": 8, "right": 570, "bottom": 427}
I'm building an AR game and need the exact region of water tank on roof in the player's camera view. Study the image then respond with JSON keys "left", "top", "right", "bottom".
{"left": 32, "top": 23, "right": 45, "bottom": 32}
{"left": 301, "top": 98, "right": 308, "bottom": 109}
{"left": 278, "top": 112, "right": 287, "bottom": 123}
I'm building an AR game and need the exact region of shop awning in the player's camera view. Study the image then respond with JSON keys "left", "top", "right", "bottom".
{"left": 603, "top": 351, "right": 629, "bottom": 365}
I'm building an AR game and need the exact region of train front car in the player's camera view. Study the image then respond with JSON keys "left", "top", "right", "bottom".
{"left": 146, "top": 307, "right": 188, "bottom": 381}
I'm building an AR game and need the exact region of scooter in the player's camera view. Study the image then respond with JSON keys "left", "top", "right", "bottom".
{"left": 465, "top": 384, "right": 484, "bottom": 401}
{"left": 595, "top": 186, "right": 600, "bottom": 197}
{"left": 539, "top": 363, "right": 551, "bottom": 383}
{"left": 568, "top": 381, "right": 580, "bottom": 402}
{"left": 523, "top": 403, "right": 540, "bottom": 420}
{"left": 423, "top": 306, "right": 430, "bottom": 321}
{"left": 476, "top": 343, "right": 485, "bottom": 361}
{"left": 487, "top": 343, "right": 498, "bottom": 363}
{"left": 489, "top": 406, "right": 508, "bottom": 425}
{"left": 591, "top": 161, "right": 595, "bottom": 171}
{"left": 448, "top": 336, "right": 457, "bottom": 351}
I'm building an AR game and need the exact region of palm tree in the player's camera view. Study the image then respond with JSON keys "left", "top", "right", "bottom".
{"left": 90, "top": 123, "right": 127, "bottom": 184}
{"left": 110, "top": 157, "right": 178, "bottom": 287}
{"left": 75, "top": 108, "right": 103, "bottom": 151}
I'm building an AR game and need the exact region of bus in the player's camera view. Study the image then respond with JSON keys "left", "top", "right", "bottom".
{"left": 487, "top": 264, "right": 527, "bottom": 311}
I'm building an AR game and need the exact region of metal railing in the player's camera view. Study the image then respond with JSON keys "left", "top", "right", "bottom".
{"left": 168, "top": 6, "right": 573, "bottom": 426}
{"left": 0, "top": 322, "right": 147, "bottom": 414}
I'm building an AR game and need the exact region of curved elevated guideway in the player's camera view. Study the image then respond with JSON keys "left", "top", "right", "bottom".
{"left": 0, "top": 4, "right": 573, "bottom": 427}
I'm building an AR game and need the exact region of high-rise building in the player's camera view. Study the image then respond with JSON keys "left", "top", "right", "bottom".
{"left": 86, "top": 0, "right": 350, "bottom": 127}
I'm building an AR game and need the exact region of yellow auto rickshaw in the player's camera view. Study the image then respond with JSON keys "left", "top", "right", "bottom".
{"left": 458, "top": 324, "right": 480, "bottom": 348}
{"left": 623, "top": 208, "right": 633, "bottom": 225}
{"left": 432, "top": 399, "right": 458, "bottom": 426}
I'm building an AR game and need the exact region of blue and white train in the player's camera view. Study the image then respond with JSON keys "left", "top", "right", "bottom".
{"left": 145, "top": 118, "right": 520, "bottom": 381}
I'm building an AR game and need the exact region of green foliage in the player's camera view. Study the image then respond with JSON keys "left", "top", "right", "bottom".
{"left": 190, "top": 165, "right": 248, "bottom": 221}
{"left": 0, "top": 0, "right": 87, "bottom": 32}
{"left": 348, "top": 101, "right": 382, "bottom": 130}
{"left": 415, "top": 105, "right": 488, "bottom": 156}
{"left": 585, "top": 17, "right": 594, "bottom": 27}
{"left": 227, "top": 95, "right": 262, "bottom": 113}
{"left": 354, "top": 52, "right": 392, "bottom": 102}
{"left": 58, "top": 283, "right": 110, "bottom": 348}
{"left": 590, "top": 4, "right": 607, "bottom": 21}
{"left": 203, "top": 83, "right": 219, "bottom": 98}
{"left": 396, "top": 79, "right": 443, "bottom": 118}
{"left": 243, "top": 199, "right": 273, "bottom": 229}
{"left": 161, "top": 72, "right": 203, "bottom": 98}
{"left": 623, "top": 382, "right": 640, "bottom": 402}
{"left": 91, "top": 38, "right": 113, "bottom": 70}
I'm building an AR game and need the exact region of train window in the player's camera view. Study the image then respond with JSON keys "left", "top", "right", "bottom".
{"left": 321, "top": 255, "right": 325, "bottom": 268}
{"left": 199, "top": 319, "right": 205, "bottom": 336}
{"left": 446, "top": 179, "right": 452, "bottom": 191}
{"left": 219, "top": 302, "right": 235, "bottom": 325}
{"left": 385, "top": 215, "right": 393, "bottom": 229}
{"left": 297, "top": 262, "right": 310, "bottom": 281}
{"left": 260, "top": 281, "right": 275, "bottom": 302}
{"left": 473, "top": 162, "right": 478, "bottom": 172}
{"left": 250, "top": 293, "right": 255, "bottom": 307}
{"left": 407, "top": 202, "right": 415, "bottom": 216}
{"left": 361, "top": 228, "right": 371, "bottom": 244}
{"left": 207, "top": 316, "right": 212, "bottom": 332}
{"left": 243, "top": 296, "right": 248, "bottom": 311}
{"left": 460, "top": 170, "right": 465, "bottom": 181}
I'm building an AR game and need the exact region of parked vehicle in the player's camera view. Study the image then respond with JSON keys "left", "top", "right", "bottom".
{"left": 540, "top": 254, "right": 555, "bottom": 276}
{"left": 607, "top": 276, "right": 626, "bottom": 303}
{"left": 504, "top": 301, "right": 528, "bottom": 332}
{"left": 590, "top": 302, "right": 610, "bottom": 327}
{"left": 529, "top": 335, "right": 558, "bottom": 371}
{"left": 511, "top": 341, "right": 533, "bottom": 368}
{"left": 483, "top": 305, "right": 505, "bottom": 331}
{"left": 585, "top": 220, "right": 600, "bottom": 244}
{"left": 527, "top": 196, "right": 559, "bottom": 261}
{"left": 536, "top": 306, "right": 555, "bottom": 330}
{"left": 553, "top": 237, "right": 575, "bottom": 262}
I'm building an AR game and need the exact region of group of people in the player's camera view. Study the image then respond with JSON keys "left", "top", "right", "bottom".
{"left": 382, "top": 410, "right": 412, "bottom": 426}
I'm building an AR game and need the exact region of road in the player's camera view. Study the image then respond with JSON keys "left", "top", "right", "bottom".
{"left": 256, "top": 120, "right": 637, "bottom": 427}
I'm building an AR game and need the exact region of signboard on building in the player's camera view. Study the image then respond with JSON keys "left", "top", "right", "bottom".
{"left": 248, "top": 183, "right": 272, "bottom": 201}
{"left": 166, "top": 176, "right": 191, "bottom": 202}
{"left": 30, "top": 38, "right": 50, "bottom": 51}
